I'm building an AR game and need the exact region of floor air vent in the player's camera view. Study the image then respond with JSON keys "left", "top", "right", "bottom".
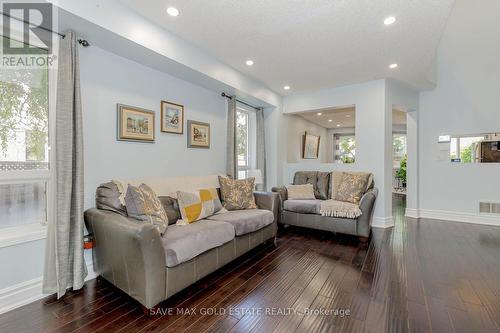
{"left": 479, "top": 202, "right": 500, "bottom": 214}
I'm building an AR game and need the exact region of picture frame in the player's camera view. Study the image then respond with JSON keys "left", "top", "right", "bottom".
{"left": 117, "top": 104, "right": 155, "bottom": 142}
{"left": 161, "top": 100, "right": 184, "bottom": 134}
{"left": 187, "top": 120, "right": 210, "bottom": 148}
{"left": 302, "top": 131, "right": 320, "bottom": 159}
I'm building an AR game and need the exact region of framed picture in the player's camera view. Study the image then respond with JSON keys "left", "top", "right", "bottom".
{"left": 187, "top": 120, "right": 210, "bottom": 148}
{"left": 117, "top": 104, "right": 155, "bottom": 142}
{"left": 161, "top": 100, "right": 184, "bottom": 134}
{"left": 302, "top": 131, "right": 320, "bottom": 159}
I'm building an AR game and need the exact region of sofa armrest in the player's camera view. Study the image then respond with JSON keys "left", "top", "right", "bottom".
{"left": 84, "top": 209, "right": 166, "bottom": 308}
{"left": 271, "top": 186, "right": 287, "bottom": 210}
{"left": 357, "top": 187, "right": 379, "bottom": 237}
{"left": 254, "top": 191, "right": 279, "bottom": 235}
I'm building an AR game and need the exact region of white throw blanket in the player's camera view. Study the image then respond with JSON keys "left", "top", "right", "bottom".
{"left": 111, "top": 179, "right": 131, "bottom": 206}
{"left": 320, "top": 199, "right": 362, "bottom": 219}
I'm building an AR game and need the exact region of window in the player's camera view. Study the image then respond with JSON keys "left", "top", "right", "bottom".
{"left": 236, "top": 104, "right": 256, "bottom": 179}
{"left": 393, "top": 133, "right": 407, "bottom": 167}
{"left": 335, "top": 134, "right": 356, "bottom": 164}
{"left": 450, "top": 135, "right": 485, "bottom": 163}
{"left": 0, "top": 36, "right": 51, "bottom": 239}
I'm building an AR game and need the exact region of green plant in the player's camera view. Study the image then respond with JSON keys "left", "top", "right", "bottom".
{"left": 396, "top": 154, "right": 407, "bottom": 186}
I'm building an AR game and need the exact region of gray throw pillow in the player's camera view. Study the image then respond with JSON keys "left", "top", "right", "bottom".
{"left": 95, "top": 182, "right": 127, "bottom": 216}
{"left": 158, "top": 196, "right": 181, "bottom": 225}
{"left": 125, "top": 184, "right": 168, "bottom": 235}
{"left": 316, "top": 172, "right": 330, "bottom": 200}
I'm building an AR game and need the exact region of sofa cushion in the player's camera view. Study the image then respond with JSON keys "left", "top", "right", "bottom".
{"left": 176, "top": 188, "right": 223, "bottom": 225}
{"left": 95, "top": 182, "right": 127, "bottom": 216}
{"left": 125, "top": 184, "right": 168, "bottom": 235}
{"left": 158, "top": 196, "right": 181, "bottom": 225}
{"left": 293, "top": 171, "right": 318, "bottom": 188}
{"left": 316, "top": 172, "right": 330, "bottom": 200}
{"left": 284, "top": 200, "right": 322, "bottom": 215}
{"left": 218, "top": 176, "right": 257, "bottom": 210}
{"left": 206, "top": 209, "right": 274, "bottom": 236}
{"left": 335, "top": 172, "right": 371, "bottom": 204}
{"left": 162, "top": 219, "right": 235, "bottom": 267}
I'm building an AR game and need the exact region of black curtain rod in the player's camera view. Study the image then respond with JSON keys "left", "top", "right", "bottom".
{"left": 0, "top": 11, "right": 90, "bottom": 46}
{"left": 221, "top": 92, "right": 262, "bottom": 110}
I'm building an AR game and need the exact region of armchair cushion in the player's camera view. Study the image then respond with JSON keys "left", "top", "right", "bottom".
{"left": 284, "top": 199, "right": 322, "bottom": 214}
{"left": 334, "top": 172, "right": 372, "bottom": 204}
{"left": 285, "top": 184, "right": 315, "bottom": 200}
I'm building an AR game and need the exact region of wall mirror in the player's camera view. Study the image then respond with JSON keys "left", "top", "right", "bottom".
{"left": 440, "top": 133, "right": 500, "bottom": 163}
{"left": 286, "top": 106, "right": 356, "bottom": 163}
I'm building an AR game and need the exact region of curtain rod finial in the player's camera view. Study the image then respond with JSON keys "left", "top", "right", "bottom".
{"left": 78, "top": 39, "right": 90, "bottom": 47}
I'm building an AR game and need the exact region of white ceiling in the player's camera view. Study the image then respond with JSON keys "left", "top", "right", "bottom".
{"left": 297, "top": 106, "right": 356, "bottom": 129}
{"left": 297, "top": 106, "right": 407, "bottom": 129}
{"left": 119, "top": 0, "right": 455, "bottom": 94}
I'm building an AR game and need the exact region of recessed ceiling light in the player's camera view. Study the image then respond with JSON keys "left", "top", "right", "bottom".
{"left": 245, "top": 60, "right": 254, "bottom": 66}
{"left": 167, "top": 7, "right": 179, "bottom": 17}
{"left": 346, "top": 115, "right": 351, "bottom": 118}
{"left": 384, "top": 16, "right": 396, "bottom": 25}
{"left": 283, "top": 85, "right": 290, "bottom": 90}
{"left": 336, "top": 124, "right": 341, "bottom": 127}
{"left": 389, "top": 63, "right": 398, "bottom": 69}
{"left": 328, "top": 119, "right": 333, "bottom": 122}
{"left": 317, "top": 112, "right": 322, "bottom": 116}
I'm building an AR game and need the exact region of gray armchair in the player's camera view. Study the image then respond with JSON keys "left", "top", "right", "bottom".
{"left": 272, "top": 171, "right": 378, "bottom": 239}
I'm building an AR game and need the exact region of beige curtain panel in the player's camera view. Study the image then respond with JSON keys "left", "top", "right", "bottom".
{"left": 226, "top": 97, "right": 237, "bottom": 179}
{"left": 43, "top": 31, "right": 87, "bottom": 298}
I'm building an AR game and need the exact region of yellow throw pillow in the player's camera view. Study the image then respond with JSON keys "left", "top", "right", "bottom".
{"left": 176, "top": 188, "right": 224, "bottom": 225}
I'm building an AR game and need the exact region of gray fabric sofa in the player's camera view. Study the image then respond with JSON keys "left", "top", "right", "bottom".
{"left": 84, "top": 181, "right": 279, "bottom": 310}
{"left": 272, "top": 171, "right": 378, "bottom": 238}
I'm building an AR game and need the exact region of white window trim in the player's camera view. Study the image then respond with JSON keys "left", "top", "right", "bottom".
{"left": 0, "top": 223, "right": 47, "bottom": 249}
{"left": 0, "top": 27, "right": 57, "bottom": 247}
{"left": 236, "top": 104, "right": 257, "bottom": 180}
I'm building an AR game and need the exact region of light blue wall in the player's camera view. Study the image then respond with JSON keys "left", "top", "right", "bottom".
{"left": 80, "top": 45, "right": 228, "bottom": 209}
{"left": 0, "top": 44, "right": 228, "bottom": 292}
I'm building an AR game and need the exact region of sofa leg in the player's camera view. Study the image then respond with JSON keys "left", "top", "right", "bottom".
{"left": 358, "top": 236, "right": 369, "bottom": 243}
{"left": 141, "top": 305, "right": 160, "bottom": 316}
{"left": 273, "top": 236, "right": 278, "bottom": 247}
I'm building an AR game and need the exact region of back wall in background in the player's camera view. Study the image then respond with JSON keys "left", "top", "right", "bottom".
{"left": 80, "top": 45, "right": 227, "bottom": 209}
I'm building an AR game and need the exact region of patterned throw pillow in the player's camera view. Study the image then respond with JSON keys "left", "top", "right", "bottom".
{"left": 176, "top": 188, "right": 224, "bottom": 225}
{"left": 334, "top": 172, "right": 371, "bottom": 204}
{"left": 218, "top": 176, "right": 257, "bottom": 210}
{"left": 124, "top": 184, "right": 168, "bottom": 235}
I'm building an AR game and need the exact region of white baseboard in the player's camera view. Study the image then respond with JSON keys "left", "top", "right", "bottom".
{"left": 405, "top": 208, "right": 419, "bottom": 219}
{"left": 406, "top": 209, "right": 500, "bottom": 226}
{"left": 0, "top": 261, "right": 96, "bottom": 315}
{"left": 372, "top": 216, "right": 394, "bottom": 228}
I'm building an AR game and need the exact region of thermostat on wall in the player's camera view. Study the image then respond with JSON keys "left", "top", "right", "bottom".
{"left": 438, "top": 135, "right": 451, "bottom": 143}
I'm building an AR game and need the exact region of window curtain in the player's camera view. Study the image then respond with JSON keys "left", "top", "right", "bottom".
{"left": 226, "top": 97, "right": 237, "bottom": 178}
{"left": 256, "top": 107, "right": 266, "bottom": 190}
{"left": 43, "top": 31, "right": 87, "bottom": 298}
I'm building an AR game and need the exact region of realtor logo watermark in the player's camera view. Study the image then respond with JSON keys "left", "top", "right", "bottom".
{"left": 1, "top": 1, "right": 57, "bottom": 68}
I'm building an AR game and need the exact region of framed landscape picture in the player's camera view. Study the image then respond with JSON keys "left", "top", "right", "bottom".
{"left": 302, "top": 131, "right": 320, "bottom": 159}
{"left": 161, "top": 100, "right": 184, "bottom": 134}
{"left": 187, "top": 120, "right": 210, "bottom": 148}
{"left": 117, "top": 104, "right": 155, "bottom": 142}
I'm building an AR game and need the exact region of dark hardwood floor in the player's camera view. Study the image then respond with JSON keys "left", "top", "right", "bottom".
{"left": 1, "top": 196, "right": 500, "bottom": 333}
